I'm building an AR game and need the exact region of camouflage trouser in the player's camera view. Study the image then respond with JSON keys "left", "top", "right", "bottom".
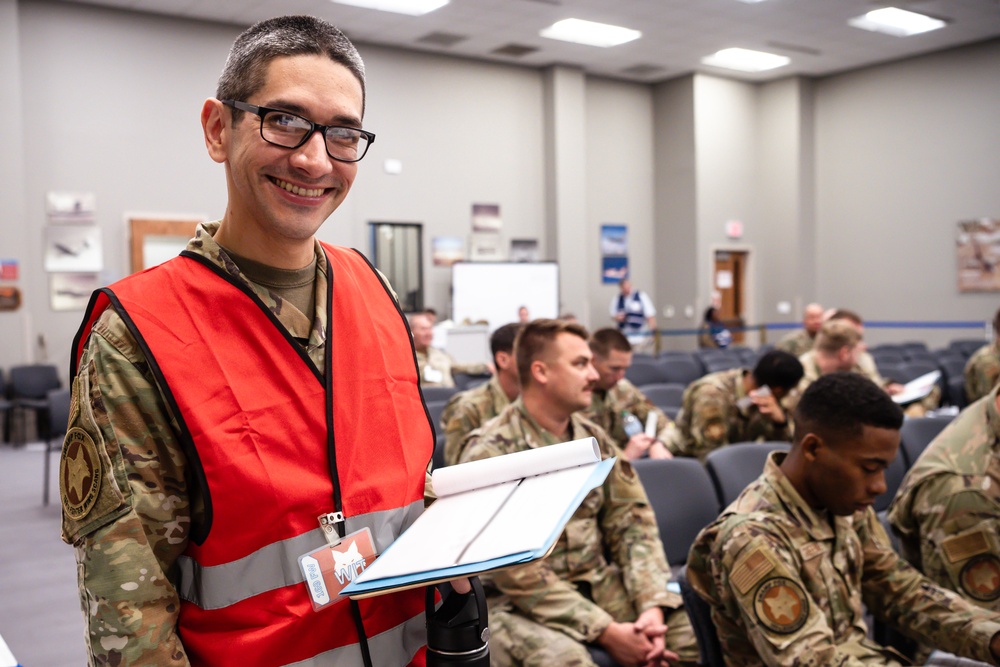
{"left": 488, "top": 607, "right": 699, "bottom": 667}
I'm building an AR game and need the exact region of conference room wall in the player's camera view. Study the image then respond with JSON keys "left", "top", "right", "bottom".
{"left": 814, "top": 38, "right": 1000, "bottom": 348}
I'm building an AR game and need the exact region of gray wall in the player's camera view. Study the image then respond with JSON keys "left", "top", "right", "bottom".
{"left": 3, "top": 1, "right": 999, "bottom": 380}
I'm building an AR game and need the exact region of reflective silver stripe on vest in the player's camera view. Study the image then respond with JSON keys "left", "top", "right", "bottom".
{"left": 178, "top": 500, "right": 424, "bottom": 610}
{"left": 284, "top": 611, "right": 425, "bottom": 667}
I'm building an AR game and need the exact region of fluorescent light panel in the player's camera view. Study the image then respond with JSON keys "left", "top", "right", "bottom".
{"left": 848, "top": 7, "right": 947, "bottom": 37}
{"left": 540, "top": 18, "right": 641, "bottom": 48}
{"left": 332, "top": 0, "right": 449, "bottom": 16}
{"left": 701, "top": 47, "right": 790, "bottom": 73}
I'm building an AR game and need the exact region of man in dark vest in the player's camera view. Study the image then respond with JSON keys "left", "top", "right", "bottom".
{"left": 60, "top": 16, "right": 436, "bottom": 667}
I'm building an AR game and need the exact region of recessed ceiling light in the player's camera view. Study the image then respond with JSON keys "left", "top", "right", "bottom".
{"left": 848, "top": 7, "right": 947, "bottom": 37}
{"left": 540, "top": 18, "right": 641, "bottom": 48}
{"left": 734, "top": 0, "right": 768, "bottom": 4}
{"left": 701, "top": 47, "right": 790, "bottom": 73}
{"left": 331, "top": 0, "right": 449, "bottom": 16}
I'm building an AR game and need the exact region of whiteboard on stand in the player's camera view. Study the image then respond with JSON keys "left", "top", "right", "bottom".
{"left": 451, "top": 262, "right": 559, "bottom": 332}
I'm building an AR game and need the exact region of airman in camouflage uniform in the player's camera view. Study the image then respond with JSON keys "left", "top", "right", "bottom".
{"left": 585, "top": 328, "right": 675, "bottom": 460}
{"left": 60, "top": 223, "right": 332, "bottom": 665}
{"left": 460, "top": 319, "right": 698, "bottom": 667}
{"left": 688, "top": 373, "right": 1000, "bottom": 666}
{"left": 409, "top": 312, "right": 491, "bottom": 387}
{"left": 440, "top": 322, "right": 521, "bottom": 465}
{"left": 964, "top": 310, "right": 1000, "bottom": 404}
{"left": 775, "top": 303, "right": 824, "bottom": 358}
{"left": 667, "top": 351, "right": 803, "bottom": 460}
{"left": 889, "top": 385, "right": 1000, "bottom": 611}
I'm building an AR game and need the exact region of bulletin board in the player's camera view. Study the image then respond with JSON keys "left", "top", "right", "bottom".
{"left": 451, "top": 262, "right": 559, "bottom": 331}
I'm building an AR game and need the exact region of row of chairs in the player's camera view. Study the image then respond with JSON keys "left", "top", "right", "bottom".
{"left": 635, "top": 414, "right": 954, "bottom": 666}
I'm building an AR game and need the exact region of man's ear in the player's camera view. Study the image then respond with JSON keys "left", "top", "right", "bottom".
{"left": 495, "top": 350, "right": 511, "bottom": 371}
{"left": 202, "top": 98, "right": 229, "bottom": 164}
{"left": 800, "top": 432, "right": 824, "bottom": 462}
{"left": 530, "top": 359, "right": 547, "bottom": 386}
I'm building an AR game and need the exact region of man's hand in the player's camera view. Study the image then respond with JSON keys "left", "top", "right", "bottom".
{"left": 623, "top": 434, "right": 655, "bottom": 461}
{"left": 648, "top": 441, "right": 673, "bottom": 459}
{"left": 751, "top": 390, "right": 786, "bottom": 425}
{"left": 634, "top": 608, "right": 679, "bottom": 667}
{"left": 884, "top": 382, "right": 904, "bottom": 396}
{"left": 598, "top": 621, "right": 657, "bottom": 667}
{"left": 615, "top": 312, "right": 626, "bottom": 323}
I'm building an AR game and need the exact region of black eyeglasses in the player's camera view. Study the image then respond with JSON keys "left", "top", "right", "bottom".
{"left": 221, "top": 100, "right": 375, "bottom": 163}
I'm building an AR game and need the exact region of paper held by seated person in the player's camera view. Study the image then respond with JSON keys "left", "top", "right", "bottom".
{"left": 341, "top": 437, "right": 615, "bottom": 598}
{"left": 892, "top": 370, "right": 942, "bottom": 405}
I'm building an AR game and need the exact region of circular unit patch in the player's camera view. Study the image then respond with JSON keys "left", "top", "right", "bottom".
{"left": 960, "top": 554, "right": 1000, "bottom": 602}
{"left": 754, "top": 577, "right": 809, "bottom": 634}
{"left": 61, "top": 427, "right": 102, "bottom": 521}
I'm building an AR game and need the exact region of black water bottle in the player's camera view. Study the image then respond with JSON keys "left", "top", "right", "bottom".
{"left": 425, "top": 577, "right": 490, "bottom": 666}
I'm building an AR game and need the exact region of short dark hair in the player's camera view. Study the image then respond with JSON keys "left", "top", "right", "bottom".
{"left": 794, "top": 372, "right": 903, "bottom": 446}
{"left": 589, "top": 328, "right": 631, "bottom": 358}
{"left": 752, "top": 350, "right": 804, "bottom": 391}
{"left": 217, "top": 16, "right": 366, "bottom": 121}
{"left": 829, "top": 309, "right": 863, "bottom": 327}
{"left": 490, "top": 323, "right": 522, "bottom": 361}
{"left": 515, "top": 319, "right": 589, "bottom": 388}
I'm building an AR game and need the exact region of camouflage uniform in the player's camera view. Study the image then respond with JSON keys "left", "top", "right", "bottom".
{"left": 667, "top": 368, "right": 792, "bottom": 460}
{"left": 416, "top": 347, "right": 490, "bottom": 388}
{"left": 584, "top": 378, "right": 678, "bottom": 453}
{"left": 59, "top": 222, "right": 409, "bottom": 666}
{"left": 889, "top": 386, "right": 1000, "bottom": 611}
{"left": 965, "top": 343, "right": 1000, "bottom": 404}
{"left": 688, "top": 452, "right": 1000, "bottom": 666}
{"left": 440, "top": 375, "right": 511, "bottom": 465}
{"left": 775, "top": 329, "right": 815, "bottom": 358}
{"left": 459, "top": 399, "right": 698, "bottom": 667}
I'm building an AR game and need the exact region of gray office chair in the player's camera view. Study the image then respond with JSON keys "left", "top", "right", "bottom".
{"left": 9, "top": 364, "right": 61, "bottom": 444}
{"left": 625, "top": 361, "right": 670, "bottom": 387}
{"left": 636, "top": 383, "right": 686, "bottom": 413}
{"left": 632, "top": 458, "right": 720, "bottom": 568}
{"left": 658, "top": 358, "right": 704, "bottom": 386}
{"left": 422, "top": 385, "right": 459, "bottom": 403}
{"left": 43, "top": 388, "right": 72, "bottom": 506}
{"left": 899, "top": 416, "right": 953, "bottom": 467}
{"left": 705, "top": 442, "right": 791, "bottom": 507}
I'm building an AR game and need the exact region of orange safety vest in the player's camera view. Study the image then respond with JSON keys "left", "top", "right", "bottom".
{"left": 73, "top": 244, "right": 433, "bottom": 667}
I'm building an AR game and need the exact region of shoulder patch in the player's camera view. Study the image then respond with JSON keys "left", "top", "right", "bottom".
{"left": 942, "top": 530, "right": 990, "bottom": 564}
{"left": 61, "top": 427, "right": 103, "bottom": 521}
{"left": 731, "top": 547, "right": 774, "bottom": 595}
{"left": 960, "top": 555, "right": 1000, "bottom": 602}
{"left": 753, "top": 577, "right": 809, "bottom": 634}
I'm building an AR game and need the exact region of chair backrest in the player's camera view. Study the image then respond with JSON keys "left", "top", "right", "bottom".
{"left": 452, "top": 372, "right": 491, "bottom": 391}
{"left": 899, "top": 416, "right": 954, "bottom": 467}
{"left": 872, "top": 350, "right": 907, "bottom": 368}
{"left": 432, "top": 433, "right": 447, "bottom": 470}
{"left": 9, "top": 364, "right": 61, "bottom": 399}
{"left": 947, "top": 375, "right": 967, "bottom": 409}
{"left": 47, "top": 388, "right": 72, "bottom": 440}
{"left": 659, "top": 358, "right": 704, "bottom": 386}
{"left": 704, "top": 358, "right": 741, "bottom": 374}
{"left": 632, "top": 458, "right": 721, "bottom": 567}
{"left": 636, "top": 382, "right": 686, "bottom": 410}
{"left": 894, "top": 359, "right": 942, "bottom": 384}
{"left": 873, "top": 449, "right": 908, "bottom": 513}
{"left": 949, "top": 338, "right": 988, "bottom": 358}
{"left": 421, "top": 385, "right": 458, "bottom": 403}
{"left": 875, "top": 361, "right": 907, "bottom": 384}
{"left": 678, "top": 568, "right": 725, "bottom": 667}
{"left": 625, "top": 361, "right": 669, "bottom": 387}
{"left": 705, "top": 441, "right": 792, "bottom": 507}
{"left": 425, "top": 399, "right": 450, "bottom": 432}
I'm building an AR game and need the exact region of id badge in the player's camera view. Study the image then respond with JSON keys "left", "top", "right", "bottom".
{"left": 298, "top": 527, "right": 378, "bottom": 610}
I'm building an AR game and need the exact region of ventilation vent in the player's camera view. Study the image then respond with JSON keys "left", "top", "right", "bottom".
{"left": 417, "top": 32, "right": 468, "bottom": 47}
{"left": 492, "top": 43, "right": 540, "bottom": 57}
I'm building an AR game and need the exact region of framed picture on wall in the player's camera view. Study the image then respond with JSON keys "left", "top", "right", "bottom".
{"left": 956, "top": 219, "right": 1000, "bottom": 292}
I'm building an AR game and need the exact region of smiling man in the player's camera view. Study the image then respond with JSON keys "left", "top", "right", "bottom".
{"left": 460, "top": 319, "right": 698, "bottom": 667}
{"left": 61, "top": 17, "right": 433, "bottom": 667}
{"left": 688, "top": 372, "right": 1000, "bottom": 666}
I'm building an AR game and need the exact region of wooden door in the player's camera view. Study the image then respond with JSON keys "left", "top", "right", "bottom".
{"left": 713, "top": 250, "right": 748, "bottom": 344}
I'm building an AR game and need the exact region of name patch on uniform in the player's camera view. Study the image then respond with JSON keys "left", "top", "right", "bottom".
{"left": 731, "top": 547, "right": 774, "bottom": 595}
{"left": 960, "top": 555, "right": 1000, "bottom": 602}
{"left": 753, "top": 577, "right": 809, "bottom": 634}
{"left": 61, "top": 427, "right": 102, "bottom": 521}
{"left": 942, "top": 530, "right": 990, "bottom": 564}
{"left": 799, "top": 543, "right": 825, "bottom": 561}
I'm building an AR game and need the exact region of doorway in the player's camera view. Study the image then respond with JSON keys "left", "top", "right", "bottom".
{"left": 369, "top": 222, "right": 424, "bottom": 313}
{"left": 713, "top": 250, "right": 748, "bottom": 345}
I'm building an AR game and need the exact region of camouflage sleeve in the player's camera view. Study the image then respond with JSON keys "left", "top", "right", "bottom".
{"left": 620, "top": 384, "right": 676, "bottom": 446}
{"left": 598, "top": 452, "right": 680, "bottom": 612}
{"left": 61, "top": 310, "right": 191, "bottom": 666}
{"left": 684, "top": 384, "right": 730, "bottom": 457}
{"left": 442, "top": 397, "right": 479, "bottom": 466}
{"left": 451, "top": 361, "right": 492, "bottom": 376}
{"left": 857, "top": 508, "right": 1000, "bottom": 664}
{"left": 965, "top": 351, "right": 1000, "bottom": 404}
{"left": 889, "top": 473, "right": 1000, "bottom": 609}
{"left": 713, "top": 524, "right": 881, "bottom": 666}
